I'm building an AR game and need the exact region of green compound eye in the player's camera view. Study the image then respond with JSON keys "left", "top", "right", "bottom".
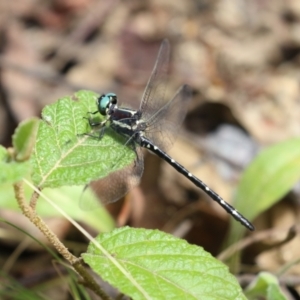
{"left": 97, "top": 93, "right": 117, "bottom": 115}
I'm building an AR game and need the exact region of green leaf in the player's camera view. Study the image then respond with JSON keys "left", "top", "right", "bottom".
{"left": 245, "top": 272, "right": 287, "bottom": 300}
{"left": 12, "top": 117, "right": 39, "bottom": 162}
{"left": 31, "top": 90, "right": 135, "bottom": 189}
{"left": 82, "top": 227, "right": 246, "bottom": 300}
{"left": 227, "top": 138, "right": 300, "bottom": 243}
{"left": 0, "top": 146, "right": 30, "bottom": 185}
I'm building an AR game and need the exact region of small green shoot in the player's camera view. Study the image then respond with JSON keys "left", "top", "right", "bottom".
{"left": 245, "top": 272, "right": 287, "bottom": 300}
{"left": 12, "top": 117, "right": 39, "bottom": 162}
{"left": 0, "top": 117, "right": 38, "bottom": 185}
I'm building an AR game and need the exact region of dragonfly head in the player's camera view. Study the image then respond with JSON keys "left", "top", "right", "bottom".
{"left": 97, "top": 93, "right": 117, "bottom": 115}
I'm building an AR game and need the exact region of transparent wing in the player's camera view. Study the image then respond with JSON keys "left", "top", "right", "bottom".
{"left": 80, "top": 147, "right": 143, "bottom": 209}
{"left": 144, "top": 85, "right": 192, "bottom": 152}
{"left": 139, "top": 39, "right": 170, "bottom": 121}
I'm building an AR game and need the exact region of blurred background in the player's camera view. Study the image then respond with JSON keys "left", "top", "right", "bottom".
{"left": 1, "top": 0, "right": 300, "bottom": 298}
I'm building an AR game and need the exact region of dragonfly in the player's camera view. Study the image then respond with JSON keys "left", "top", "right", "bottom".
{"left": 86, "top": 39, "right": 254, "bottom": 231}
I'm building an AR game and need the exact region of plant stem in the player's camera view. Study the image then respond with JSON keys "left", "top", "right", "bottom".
{"left": 13, "top": 181, "right": 111, "bottom": 300}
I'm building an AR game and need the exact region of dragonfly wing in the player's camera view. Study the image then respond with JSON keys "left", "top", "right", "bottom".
{"left": 80, "top": 147, "right": 144, "bottom": 209}
{"left": 139, "top": 39, "right": 170, "bottom": 121}
{"left": 144, "top": 85, "right": 192, "bottom": 152}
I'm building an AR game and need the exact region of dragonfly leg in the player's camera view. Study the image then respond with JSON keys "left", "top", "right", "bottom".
{"left": 81, "top": 126, "right": 107, "bottom": 140}
{"left": 83, "top": 116, "right": 107, "bottom": 128}
{"left": 78, "top": 117, "right": 108, "bottom": 140}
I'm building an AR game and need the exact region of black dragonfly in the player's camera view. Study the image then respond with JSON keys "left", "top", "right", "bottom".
{"left": 86, "top": 39, "right": 254, "bottom": 231}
